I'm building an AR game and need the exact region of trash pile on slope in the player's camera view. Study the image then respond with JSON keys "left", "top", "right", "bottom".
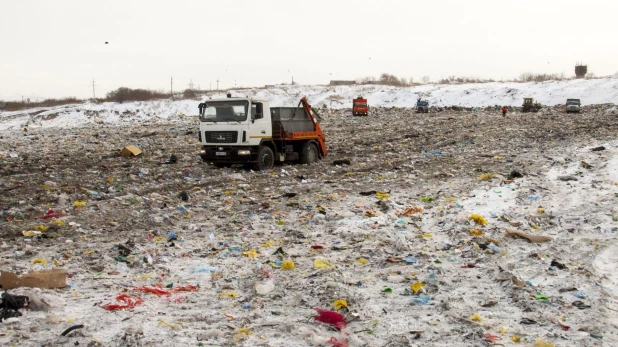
{"left": 1, "top": 105, "right": 618, "bottom": 346}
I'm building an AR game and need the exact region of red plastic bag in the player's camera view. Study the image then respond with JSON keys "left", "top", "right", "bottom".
{"left": 101, "top": 294, "right": 143, "bottom": 311}
{"left": 135, "top": 284, "right": 197, "bottom": 296}
{"left": 42, "top": 209, "right": 63, "bottom": 220}
{"left": 173, "top": 285, "right": 197, "bottom": 293}
{"left": 135, "top": 286, "right": 171, "bottom": 296}
{"left": 314, "top": 308, "right": 346, "bottom": 330}
{"left": 328, "top": 337, "right": 349, "bottom": 347}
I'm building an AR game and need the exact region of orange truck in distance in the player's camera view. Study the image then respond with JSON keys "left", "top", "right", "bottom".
{"left": 352, "top": 96, "right": 368, "bottom": 116}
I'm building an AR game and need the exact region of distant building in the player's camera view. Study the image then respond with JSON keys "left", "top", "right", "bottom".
{"left": 575, "top": 62, "right": 588, "bottom": 79}
{"left": 264, "top": 85, "right": 276, "bottom": 88}
{"left": 329, "top": 80, "right": 355, "bottom": 86}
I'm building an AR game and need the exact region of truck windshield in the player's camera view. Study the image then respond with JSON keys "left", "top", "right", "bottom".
{"left": 200, "top": 101, "right": 248, "bottom": 122}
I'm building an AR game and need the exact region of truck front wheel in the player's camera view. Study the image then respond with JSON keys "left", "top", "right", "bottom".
{"left": 253, "top": 146, "right": 274, "bottom": 171}
{"left": 300, "top": 142, "right": 318, "bottom": 164}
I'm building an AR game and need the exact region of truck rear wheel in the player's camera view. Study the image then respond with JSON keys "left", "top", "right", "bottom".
{"left": 300, "top": 142, "right": 318, "bottom": 164}
{"left": 253, "top": 146, "right": 274, "bottom": 171}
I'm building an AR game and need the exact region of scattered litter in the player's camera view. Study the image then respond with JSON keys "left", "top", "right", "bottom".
{"left": 505, "top": 228, "right": 552, "bottom": 243}
{"left": 1, "top": 92, "right": 616, "bottom": 345}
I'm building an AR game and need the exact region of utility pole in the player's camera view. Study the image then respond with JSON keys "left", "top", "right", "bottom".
{"left": 216, "top": 78, "right": 219, "bottom": 91}
{"left": 91, "top": 79, "right": 97, "bottom": 99}
{"left": 170, "top": 77, "right": 174, "bottom": 100}
{"left": 188, "top": 79, "right": 194, "bottom": 90}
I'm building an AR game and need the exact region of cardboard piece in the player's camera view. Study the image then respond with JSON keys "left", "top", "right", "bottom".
{"left": 505, "top": 228, "right": 552, "bottom": 243}
{"left": 120, "top": 145, "right": 143, "bottom": 157}
{"left": 0, "top": 268, "right": 67, "bottom": 290}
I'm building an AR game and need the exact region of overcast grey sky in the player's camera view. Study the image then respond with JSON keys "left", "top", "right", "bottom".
{"left": 1, "top": 0, "right": 616, "bottom": 100}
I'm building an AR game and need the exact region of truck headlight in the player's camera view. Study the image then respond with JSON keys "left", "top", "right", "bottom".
{"left": 200, "top": 150, "right": 206, "bottom": 154}
{"left": 238, "top": 150, "right": 251, "bottom": 155}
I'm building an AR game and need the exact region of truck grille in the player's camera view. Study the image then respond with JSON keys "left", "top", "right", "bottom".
{"left": 205, "top": 131, "right": 238, "bottom": 143}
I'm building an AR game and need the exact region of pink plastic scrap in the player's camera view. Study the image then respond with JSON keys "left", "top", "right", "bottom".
{"left": 328, "top": 337, "right": 349, "bottom": 347}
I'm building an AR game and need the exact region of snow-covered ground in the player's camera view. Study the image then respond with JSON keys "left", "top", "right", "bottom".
{"left": 1, "top": 78, "right": 617, "bottom": 131}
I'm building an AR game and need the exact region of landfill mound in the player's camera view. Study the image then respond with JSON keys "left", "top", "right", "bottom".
{"left": 1, "top": 106, "right": 618, "bottom": 346}
{"left": 2, "top": 77, "right": 618, "bottom": 131}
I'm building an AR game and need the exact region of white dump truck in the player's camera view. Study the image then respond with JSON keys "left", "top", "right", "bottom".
{"left": 197, "top": 95, "right": 327, "bottom": 171}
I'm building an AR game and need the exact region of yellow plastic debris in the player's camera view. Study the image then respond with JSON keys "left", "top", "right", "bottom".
{"left": 314, "top": 258, "right": 333, "bottom": 269}
{"left": 411, "top": 282, "right": 425, "bottom": 293}
{"left": 500, "top": 326, "right": 508, "bottom": 334}
{"left": 422, "top": 233, "right": 432, "bottom": 238}
{"left": 537, "top": 207, "right": 545, "bottom": 214}
{"left": 158, "top": 320, "right": 183, "bottom": 330}
{"left": 444, "top": 197, "right": 457, "bottom": 203}
{"left": 136, "top": 273, "right": 152, "bottom": 281}
{"left": 376, "top": 192, "right": 390, "bottom": 199}
{"left": 83, "top": 250, "right": 94, "bottom": 255}
{"left": 218, "top": 291, "right": 238, "bottom": 298}
{"left": 534, "top": 339, "right": 554, "bottom": 347}
{"left": 469, "top": 229, "right": 484, "bottom": 236}
{"left": 480, "top": 173, "right": 495, "bottom": 180}
{"left": 23, "top": 230, "right": 36, "bottom": 237}
{"left": 53, "top": 220, "right": 65, "bottom": 227}
{"left": 154, "top": 237, "right": 165, "bottom": 242}
{"left": 243, "top": 249, "right": 258, "bottom": 258}
{"left": 32, "top": 258, "right": 47, "bottom": 265}
{"left": 73, "top": 201, "right": 87, "bottom": 207}
{"left": 468, "top": 214, "right": 488, "bottom": 226}
{"left": 333, "top": 300, "right": 348, "bottom": 310}
{"left": 34, "top": 225, "right": 47, "bottom": 232}
{"left": 233, "top": 327, "right": 253, "bottom": 343}
{"left": 355, "top": 258, "right": 368, "bottom": 265}
{"left": 261, "top": 241, "right": 276, "bottom": 247}
{"left": 511, "top": 336, "right": 521, "bottom": 342}
{"left": 281, "top": 260, "right": 295, "bottom": 270}
{"left": 470, "top": 313, "right": 482, "bottom": 321}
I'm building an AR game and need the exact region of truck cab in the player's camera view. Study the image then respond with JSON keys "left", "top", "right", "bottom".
{"left": 416, "top": 98, "right": 429, "bottom": 113}
{"left": 198, "top": 96, "right": 326, "bottom": 171}
{"left": 352, "top": 96, "right": 368, "bottom": 116}
{"left": 566, "top": 99, "right": 581, "bottom": 113}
